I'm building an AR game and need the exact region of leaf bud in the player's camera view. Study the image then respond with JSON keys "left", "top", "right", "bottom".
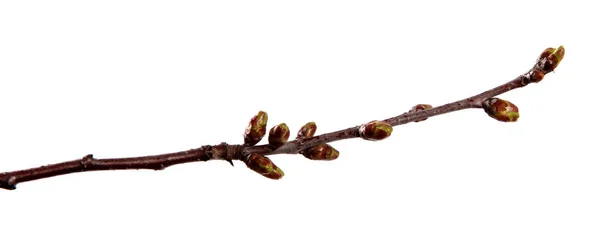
{"left": 297, "top": 122, "right": 317, "bottom": 139}
{"left": 482, "top": 98, "right": 520, "bottom": 122}
{"left": 408, "top": 104, "right": 433, "bottom": 122}
{"left": 243, "top": 111, "right": 268, "bottom": 146}
{"left": 528, "top": 69, "right": 545, "bottom": 83}
{"left": 359, "top": 120, "right": 393, "bottom": 141}
{"left": 243, "top": 153, "right": 284, "bottom": 180}
{"left": 538, "top": 45, "right": 565, "bottom": 72}
{"left": 301, "top": 144, "right": 339, "bottom": 161}
{"left": 268, "top": 123, "right": 290, "bottom": 148}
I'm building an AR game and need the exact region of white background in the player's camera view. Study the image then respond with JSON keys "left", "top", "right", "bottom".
{"left": 1, "top": 1, "right": 598, "bottom": 247}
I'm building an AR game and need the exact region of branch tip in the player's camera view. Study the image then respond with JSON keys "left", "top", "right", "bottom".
{"left": 538, "top": 45, "right": 565, "bottom": 73}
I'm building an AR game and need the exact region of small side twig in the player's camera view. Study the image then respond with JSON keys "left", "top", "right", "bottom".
{"left": 0, "top": 46, "right": 565, "bottom": 190}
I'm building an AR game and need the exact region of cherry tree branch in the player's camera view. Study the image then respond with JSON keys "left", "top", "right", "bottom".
{"left": 0, "top": 46, "right": 565, "bottom": 190}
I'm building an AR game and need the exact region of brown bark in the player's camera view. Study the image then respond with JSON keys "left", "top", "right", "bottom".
{"left": 0, "top": 46, "right": 564, "bottom": 190}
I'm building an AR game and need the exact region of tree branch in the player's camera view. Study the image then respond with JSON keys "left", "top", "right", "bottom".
{"left": 0, "top": 46, "right": 565, "bottom": 190}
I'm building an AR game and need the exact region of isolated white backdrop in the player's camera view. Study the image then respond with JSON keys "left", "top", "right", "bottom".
{"left": 1, "top": 1, "right": 598, "bottom": 247}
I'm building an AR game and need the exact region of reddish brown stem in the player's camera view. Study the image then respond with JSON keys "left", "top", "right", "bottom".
{"left": 0, "top": 47, "right": 562, "bottom": 190}
{"left": 0, "top": 144, "right": 243, "bottom": 190}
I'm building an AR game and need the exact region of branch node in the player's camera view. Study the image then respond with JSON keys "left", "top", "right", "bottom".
{"left": 202, "top": 145, "right": 213, "bottom": 158}
{"left": 80, "top": 154, "right": 94, "bottom": 170}
{"left": 518, "top": 75, "right": 530, "bottom": 86}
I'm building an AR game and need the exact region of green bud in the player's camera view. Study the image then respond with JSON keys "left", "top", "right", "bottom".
{"left": 482, "top": 98, "right": 520, "bottom": 122}
{"left": 243, "top": 111, "right": 268, "bottom": 146}
{"left": 244, "top": 153, "right": 284, "bottom": 180}
{"left": 408, "top": 104, "right": 433, "bottom": 122}
{"left": 359, "top": 120, "right": 393, "bottom": 141}
{"left": 301, "top": 144, "right": 339, "bottom": 161}
{"left": 538, "top": 46, "right": 565, "bottom": 72}
{"left": 297, "top": 122, "right": 317, "bottom": 139}
{"left": 268, "top": 123, "right": 290, "bottom": 148}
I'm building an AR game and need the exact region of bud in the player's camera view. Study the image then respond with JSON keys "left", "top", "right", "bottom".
{"left": 408, "top": 104, "right": 433, "bottom": 122}
{"left": 538, "top": 46, "right": 565, "bottom": 72}
{"left": 359, "top": 120, "right": 393, "bottom": 141}
{"left": 268, "top": 123, "right": 290, "bottom": 148}
{"left": 301, "top": 144, "right": 339, "bottom": 161}
{"left": 243, "top": 153, "right": 284, "bottom": 180}
{"left": 528, "top": 69, "right": 545, "bottom": 83}
{"left": 243, "top": 111, "right": 268, "bottom": 146}
{"left": 297, "top": 122, "right": 317, "bottom": 139}
{"left": 482, "top": 98, "right": 520, "bottom": 122}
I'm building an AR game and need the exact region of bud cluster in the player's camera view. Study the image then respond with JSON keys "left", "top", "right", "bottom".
{"left": 241, "top": 113, "right": 341, "bottom": 179}
{"left": 296, "top": 122, "right": 340, "bottom": 160}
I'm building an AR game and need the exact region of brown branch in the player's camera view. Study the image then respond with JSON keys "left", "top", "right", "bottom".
{"left": 0, "top": 46, "right": 565, "bottom": 190}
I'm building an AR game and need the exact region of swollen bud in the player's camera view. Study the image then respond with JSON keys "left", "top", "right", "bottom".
{"left": 297, "top": 122, "right": 317, "bottom": 139}
{"left": 408, "top": 104, "right": 433, "bottom": 122}
{"left": 538, "top": 46, "right": 565, "bottom": 72}
{"left": 268, "top": 123, "right": 290, "bottom": 148}
{"left": 359, "top": 120, "right": 393, "bottom": 141}
{"left": 482, "top": 98, "right": 520, "bottom": 122}
{"left": 243, "top": 111, "right": 268, "bottom": 146}
{"left": 528, "top": 69, "right": 545, "bottom": 83}
{"left": 243, "top": 153, "right": 284, "bottom": 180}
{"left": 301, "top": 144, "right": 339, "bottom": 161}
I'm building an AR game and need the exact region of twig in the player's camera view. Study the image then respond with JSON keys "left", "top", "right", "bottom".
{"left": 0, "top": 46, "right": 565, "bottom": 190}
